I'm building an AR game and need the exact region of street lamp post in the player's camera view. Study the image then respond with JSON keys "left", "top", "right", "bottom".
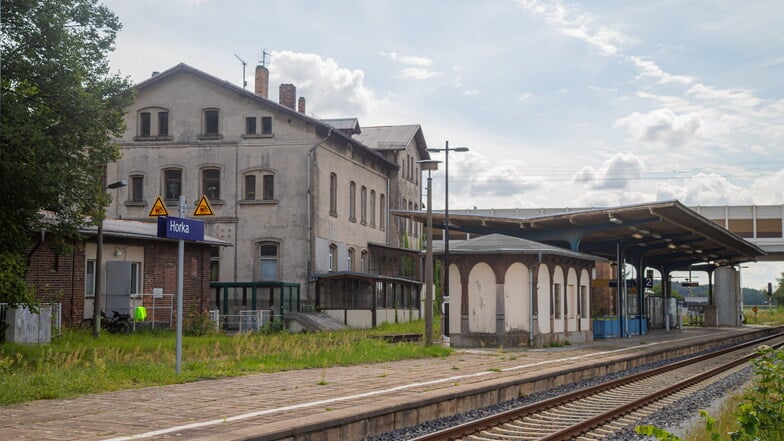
{"left": 427, "top": 141, "right": 468, "bottom": 341}
{"left": 93, "top": 180, "right": 128, "bottom": 338}
{"left": 417, "top": 160, "right": 440, "bottom": 346}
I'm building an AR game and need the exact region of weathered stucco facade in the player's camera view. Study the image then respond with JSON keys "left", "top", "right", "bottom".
{"left": 106, "top": 63, "right": 428, "bottom": 306}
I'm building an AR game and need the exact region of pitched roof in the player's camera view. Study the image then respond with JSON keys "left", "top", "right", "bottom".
{"left": 434, "top": 233, "right": 605, "bottom": 261}
{"left": 353, "top": 125, "right": 430, "bottom": 160}
{"left": 322, "top": 118, "right": 361, "bottom": 135}
{"left": 134, "top": 63, "right": 398, "bottom": 169}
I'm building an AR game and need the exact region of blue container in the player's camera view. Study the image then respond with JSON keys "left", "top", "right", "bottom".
{"left": 592, "top": 317, "right": 620, "bottom": 338}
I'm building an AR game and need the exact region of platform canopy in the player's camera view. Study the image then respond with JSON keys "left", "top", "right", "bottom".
{"left": 395, "top": 200, "right": 766, "bottom": 271}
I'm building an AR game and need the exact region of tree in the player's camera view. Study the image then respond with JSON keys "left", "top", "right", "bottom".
{"left": 0, "top": 0, "right": 134, "bottom": 305}
{"left": 773, "top": 272, "right": 784, "bottom": 306}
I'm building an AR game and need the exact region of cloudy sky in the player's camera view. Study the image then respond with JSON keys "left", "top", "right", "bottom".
{"left": 104, "top": 0, "right": 783, "bottom": 288}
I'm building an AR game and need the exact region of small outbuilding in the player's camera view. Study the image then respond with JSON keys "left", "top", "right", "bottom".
{"left": 435, "top": 234, "right": 605, "bottom": 348}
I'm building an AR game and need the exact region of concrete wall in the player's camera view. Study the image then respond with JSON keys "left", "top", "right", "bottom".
{"left": 715, "top": 266, "right": 742, "bottom": 326}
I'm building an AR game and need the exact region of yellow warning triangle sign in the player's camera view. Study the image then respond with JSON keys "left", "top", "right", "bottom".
{"left": 193, "top": 195, "right": 215, "bottom": 216}
{"left": 148, "top": 196, "right": 169, "bottom": 217}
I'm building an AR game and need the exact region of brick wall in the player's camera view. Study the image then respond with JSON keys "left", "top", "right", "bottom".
{"left": 24, "top": 236, "right": 213, "bottom": 327}
{"left": 24, "top": 239, "right": 87, "bottom": 325}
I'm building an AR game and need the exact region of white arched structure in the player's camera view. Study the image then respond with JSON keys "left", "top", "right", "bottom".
{"left": 504, "top": 262, "right": 530, "bottom": 332}
{"left": 468, "top": 262, "right": 496, "bottom": 334}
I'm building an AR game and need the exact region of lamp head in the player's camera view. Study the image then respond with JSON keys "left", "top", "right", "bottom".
{"left": 107, "top": 180, "right": 128, "bottom": 189}
{"left": 417, "top": 159, "right": 441, "bottom": 171}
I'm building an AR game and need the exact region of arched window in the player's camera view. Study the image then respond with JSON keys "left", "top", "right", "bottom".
{"left": 348, "top": 248, "right": 355, "bottom": 271}
{"left": 360, "top": 250, "right": 368, "bottom": 272}
{"left": 360, "top": 186, "right": 367, "bottom": 225}
{"left": 349, "top": 181, "right": 357, "bottom": 222}
{"left": 163, "top": 168, "right": 182, "bottom": 201}
{"left": 258, "top": 242, "right": 279, "bottom": 281}
{"left": 328, "top": 244, "right": 338, "bottom": 272}
{"left": 329, "top": 173, "right": 337, "bottom": 216}
{"left": 201, "top": 168, "right": 220, "bottom": 201}
{"left": 379, "top": 194, "right": 386, "bottom": 229}
{"left": 370, "top": 190, "right": 376, "bottom": 227}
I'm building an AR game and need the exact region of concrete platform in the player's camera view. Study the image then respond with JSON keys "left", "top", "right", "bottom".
{"left": 0, "top": 326, "right": 778, "bottom": 441}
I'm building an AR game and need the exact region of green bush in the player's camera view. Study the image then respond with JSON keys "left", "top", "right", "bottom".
{"left": 636, "top": 346, "right": 784, "bottom": 440}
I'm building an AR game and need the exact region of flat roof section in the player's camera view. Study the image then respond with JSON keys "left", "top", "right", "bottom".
{"left": 396, "top": 200, "right": 766, "bottom": 270}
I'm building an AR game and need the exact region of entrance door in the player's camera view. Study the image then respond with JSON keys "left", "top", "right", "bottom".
{"left": 106, "top": 261, "right": 133, "bottom": 315}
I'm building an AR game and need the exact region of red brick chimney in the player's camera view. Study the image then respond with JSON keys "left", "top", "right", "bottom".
{"left": 254, "top": 65, "right": 269, "bottom": 99}
{"left": 298, "top": 97, "right": 306, "bottom": 114}
{"left": 279, "top": 84, "right": 296, "bottom": 109}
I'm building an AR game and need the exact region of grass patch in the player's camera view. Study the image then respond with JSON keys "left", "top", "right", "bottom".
{"left": 0, "top": 320, "right": 451, "bottom": 406}
{"left": 743, "top": 305, "right": 784, "bottom": 325}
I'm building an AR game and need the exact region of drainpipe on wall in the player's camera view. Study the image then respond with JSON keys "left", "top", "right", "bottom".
{"left": 529, "top": 252, "right": 542, "bottom": 348}
{"left": 306, "top": 128, "right": 333, "bottom": 296}
{"left": 234, "top": 143, "right": 239, "bottom": 282}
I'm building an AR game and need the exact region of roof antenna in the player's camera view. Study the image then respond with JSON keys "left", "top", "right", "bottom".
{"left": 234, "top": 53, "right": 247, "bottom": 89}
{"left": 259, "top": 49, "right": 270, "bottom": 67}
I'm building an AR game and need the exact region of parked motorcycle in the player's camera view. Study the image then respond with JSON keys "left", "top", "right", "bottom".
{"left": 101, "top": 311, "right": 131, "bottom": 334}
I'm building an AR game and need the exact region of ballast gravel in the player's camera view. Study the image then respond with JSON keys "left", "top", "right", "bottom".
{"left": 363, "top": 346, "right": 754, "bottom": 441}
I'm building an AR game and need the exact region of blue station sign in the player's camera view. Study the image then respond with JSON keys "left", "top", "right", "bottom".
{"left": 157, "top": 216, "right": 205, "bottom": 241}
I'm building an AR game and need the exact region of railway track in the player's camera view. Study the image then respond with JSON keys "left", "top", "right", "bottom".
{"left": 410, "top": 332, "right": 784, "bottom": 441}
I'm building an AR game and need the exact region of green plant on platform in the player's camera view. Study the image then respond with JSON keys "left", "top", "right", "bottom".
{"left": 183, "top": 306, "right": 216, "bottom": 336}
{"left": 635, "top": 346, "right": 784, "bottom": 441}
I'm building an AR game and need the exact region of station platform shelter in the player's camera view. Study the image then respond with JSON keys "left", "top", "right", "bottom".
{"left": 395, "top": 200, "right": 767, "bottom": 347}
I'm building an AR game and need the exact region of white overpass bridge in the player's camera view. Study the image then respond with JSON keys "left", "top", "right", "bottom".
{"left": 450, "top": 204, "right": 784, "bottom": 261}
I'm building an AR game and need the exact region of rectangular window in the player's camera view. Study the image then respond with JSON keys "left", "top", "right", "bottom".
{"left": 259, "top": 244, "right": 278, "bottom": 281}
{"left": 85, "top": 260, "right": 95, "bottom": 297}
{"left": 164, "top": 169, "right": 182, "bottom": 201}
{"left": 158, "top": 111, "right": 169, "bottom": 136}
{"left": 329, "top": 173, "right": 337, "bottom": 216}
{"left": 261, "top": 116, "right": 272, "bottom": 134}
{"left": 202, "top": 169, "right": 220, "bottom": 200}
{"left": 370, "top": 190, "right": 376, "bottom": 227}
{"left": 349, "top": 181, "right": 356, "bottom": 222}
{"left": 262, "top": 174, "right": 274, "bottom": 200}
{"left": 580, "top": 286, "right": 588, "bottom": 317}
{"left": 204, "top": 109, "right": 219, "bottom": 135}
{"left": 554, "top": 283, "right": 562, "bottom": 319}
{"left": 131, "top": 175, "right": 144, "bottom": 202}
{"left": 244, "top": 175, "right": 256, "bottom": 200}
{"left": 210, "top": 247, "right": 220, "bottom": 281}
{"left": 245, "top": 116, "right": 257, "bottom": 135}
{"left": 360, "top": 186, "right": 367, "bottom": 224}
{"left": 130, "top": 263, "right": 141, "bottom": 295}
{"left": 140, "top": 112, "right": 151, "bottom": 137}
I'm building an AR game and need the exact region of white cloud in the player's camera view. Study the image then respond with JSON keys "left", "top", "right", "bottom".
{"left": 401, "top": 67, "right": 441, "bottom": 80}
{"left": 614, "top": 108, "right": 701, "bottom": 147}
{"left": 379, "top": 51, "right": 433, "bottom": 67}
{"left": 749, "top": 169, "right": 784, "bottom": 205}
{"left": 269, "top": 51, "right": 382, "bottom": 118}
{"left": 655, "top": 173, "right": 752, "bottom": 205}
{"left": 573, "top": 153, "right": 646, "bottom": 190}
{"left": 687, "top": 83, "right": 762, "bottom": 109}
{"left": 518, "top": 93, "right": 533, "bottom": 102}
{"left": 629, "top": 56, "right": 694, "bottom": 85}
{"left": 463, "top": 90, "right": 479, "bottom": 96}
{"left": 517, "top": 0, "right": 630, "bottom": 55}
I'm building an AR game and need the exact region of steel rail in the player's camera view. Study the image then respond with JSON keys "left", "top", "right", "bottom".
{"left": 410, "top": 331, "right": 784, "bottom": 441}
